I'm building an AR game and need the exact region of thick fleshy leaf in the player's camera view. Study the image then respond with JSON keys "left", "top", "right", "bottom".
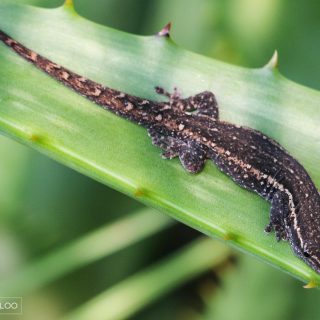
{"left": 0, "top": 2, "right": 320, "bottom": 285}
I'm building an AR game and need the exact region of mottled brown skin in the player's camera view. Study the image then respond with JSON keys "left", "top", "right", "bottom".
{"left": 1, "top": 29, "right": 320, "bottom": 273}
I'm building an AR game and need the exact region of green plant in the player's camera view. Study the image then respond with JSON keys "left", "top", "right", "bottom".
{"left": 1, "top": 1, "right": 320, "bottom": 303}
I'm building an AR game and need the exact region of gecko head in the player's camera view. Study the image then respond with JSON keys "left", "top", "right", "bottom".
{"left": 295, "top": 241, "right": 320, "bottom": 274}
{"left": 289, "top": 198, "right": 320, "bottom": 274}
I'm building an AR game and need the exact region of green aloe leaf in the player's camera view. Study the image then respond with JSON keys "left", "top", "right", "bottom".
{"left": 0, "top": 2, "right": 320, "bottom": 285}
{"left": 0, "top": 208, "right": 174, "bottom": 295}
{"left": 63, "top": 238, "right": 231, "bottom": 320}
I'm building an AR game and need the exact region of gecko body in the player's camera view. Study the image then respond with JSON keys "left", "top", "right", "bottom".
{"left": 1, "top": 29, "right": 320, "bottom": 274}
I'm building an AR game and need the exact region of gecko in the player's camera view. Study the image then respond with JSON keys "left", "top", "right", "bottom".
{"left": 1, "top": 28, "right": 320, "bottom": 275}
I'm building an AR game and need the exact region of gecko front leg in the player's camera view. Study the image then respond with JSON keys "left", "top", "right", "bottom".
{"left": 155, "top": 87, "right": 219, "bottom": 120}
{"left": 148, "top": 128, "right": 207, "bottom": 173}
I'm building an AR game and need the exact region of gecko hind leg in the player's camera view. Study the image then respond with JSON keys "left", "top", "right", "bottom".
{"left": 155, "top": 86, "right": 219, "bottom": 120}
{"left": 265, "top": 191, "right": 289, "bottom": 241}
{"left": 148, "top": 128, "right": 206, "bottom": 173}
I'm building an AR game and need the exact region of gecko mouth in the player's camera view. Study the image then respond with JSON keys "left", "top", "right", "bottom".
{"left": 288, "top": 229, "right": 320, "bottom": 273}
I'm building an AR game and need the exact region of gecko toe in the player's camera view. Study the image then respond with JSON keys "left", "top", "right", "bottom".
{"left": 264, "top": 223, "right": 273, "bottom": 233}
{"left": 155, "top": 86, "right": 181, "bottom": 102}
{"left": 162, "top": 149, "right": 179, "bottom": 159}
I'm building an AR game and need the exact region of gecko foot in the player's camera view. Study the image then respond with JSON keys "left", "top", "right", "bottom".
{"left": 148, "top": 128, "right": 207, "bottom": 173}
{"left": 264, "top": 191, "right": 289, "bottom": 241}
{"left": 148, "top": 128, "right": 182, "bottom": 159}
{"left": 179, "top": 141, "right": 206, "bottom": 173}
{"left": 264, "top": 222, "right": 287, "bottom": 241}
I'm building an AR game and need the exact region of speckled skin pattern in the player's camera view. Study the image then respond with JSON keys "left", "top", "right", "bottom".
{"left": 1, "top": 29, "right": 320, "bottom": 273}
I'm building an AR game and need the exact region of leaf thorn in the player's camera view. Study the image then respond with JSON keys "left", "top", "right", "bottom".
{"left": 64, "top": 0, "right": 74, "bottom": 8}
{"left": 264, "top": 50, "right": 278, "bottom": 70}
{"left": 134, "top": 188, "right": 145, "bottom": 197}
{"left": 29, "top": 133, "right": 45, "bottom": 144}
{"left": 223, "top": 232, "right": 236, "bottom": 241}
{"left": 303, "top": 280, "right": 318, "bottom": 289}
{"left": 157, "top": 22, "right": 172, "bottom": 37}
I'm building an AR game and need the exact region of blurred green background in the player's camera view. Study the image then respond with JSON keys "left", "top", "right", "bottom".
{"left": 1, "top": 0, "right": 320, "bottom": 319}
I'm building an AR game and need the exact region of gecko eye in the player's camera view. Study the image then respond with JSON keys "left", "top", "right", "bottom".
{"left": 303, "top": 251, "right": 310, "bottom": 258}
{"left": 302, "top": 243, "right": 320, "bottom": 258}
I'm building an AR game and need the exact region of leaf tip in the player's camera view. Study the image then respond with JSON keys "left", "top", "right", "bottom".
{"left": 303, "top": 280, "right": 318, "bottom": 289}
{"left": 264, "top": 50, "right": 278, "bottom": 70}
{"left": 157, "top": 22, "right": 172, "bottom": 37}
